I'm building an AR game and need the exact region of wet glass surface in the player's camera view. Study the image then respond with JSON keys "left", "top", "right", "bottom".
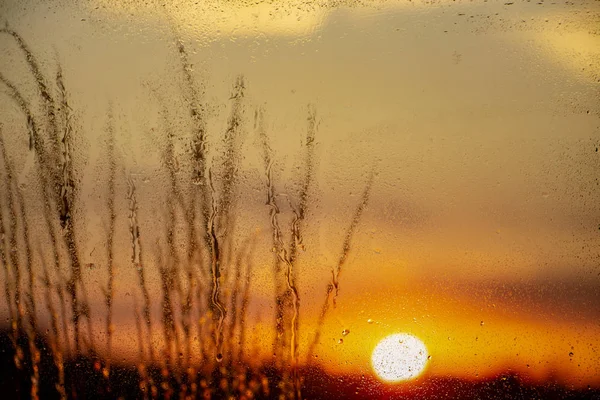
{"left": 0, "top": 0, "right": 599, "bottom": 398}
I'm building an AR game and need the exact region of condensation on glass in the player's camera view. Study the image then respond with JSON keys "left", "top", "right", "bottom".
{"left": 0, "top": 0, "right": 598, "bottom": 398}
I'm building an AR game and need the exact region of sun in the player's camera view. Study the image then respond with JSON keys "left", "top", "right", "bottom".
{"left": 371, "top": 333, "right": 429, "bottom": 382}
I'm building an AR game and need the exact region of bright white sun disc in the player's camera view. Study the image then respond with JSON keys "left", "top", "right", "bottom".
{"left": 371, "top": 333, "right": 429, "bottom": 382}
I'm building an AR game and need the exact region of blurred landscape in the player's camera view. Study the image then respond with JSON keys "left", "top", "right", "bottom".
{"left": 1, "top": 330, "right": 599, "bottom": 400}
{"left": 1, "top": 0, "right": 599, "bottom": 398}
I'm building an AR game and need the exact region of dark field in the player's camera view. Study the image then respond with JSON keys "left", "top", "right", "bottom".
{"left": 1, "top": 331, "right": 598, "bottom": 400}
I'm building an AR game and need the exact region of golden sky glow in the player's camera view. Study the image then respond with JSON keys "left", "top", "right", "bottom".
{"left": 0, "top": 0, "right": 599, "bottom": 392}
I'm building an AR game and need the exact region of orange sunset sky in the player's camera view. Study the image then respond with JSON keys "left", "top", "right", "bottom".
{"left": 0, "top": 0, "right": 599, "bottom": 391}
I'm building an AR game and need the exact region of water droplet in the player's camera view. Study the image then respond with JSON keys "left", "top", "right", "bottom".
{"left": 216, "top": 353, "right": 223, "bottom": 362}
{"left": 342, "top": 329, "right": 350, "bottom": 336}
{"left": 569, "top": 352, "right": 574, "bottom": 357}
{"left": 367, "top": 319, "right": 374, "bottom": 324}
{"left": 427, "top": 355, "right": 432, "bottom": 360}
{"left": 480, "top": 320, "right": 484, "bottom": 326}
{"left": 337, "top": 339, "right": 343, "bottom": 344}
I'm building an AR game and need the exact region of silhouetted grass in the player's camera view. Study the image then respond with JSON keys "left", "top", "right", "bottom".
{"left": 306, "top": 169, "right": 375, "bottom": 363}
{"left": 0, "top": 27, "right": 386, "bottom": 400}
{"left": 0, "top": 29, "right": 94, "bottom": 398}
{"left": 101, "top": 106, "right": 117, "bottom": 388}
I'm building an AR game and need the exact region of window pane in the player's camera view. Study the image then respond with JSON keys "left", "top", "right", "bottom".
{"left": 0, "top": 0, "right": 598, "bottom": 398}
